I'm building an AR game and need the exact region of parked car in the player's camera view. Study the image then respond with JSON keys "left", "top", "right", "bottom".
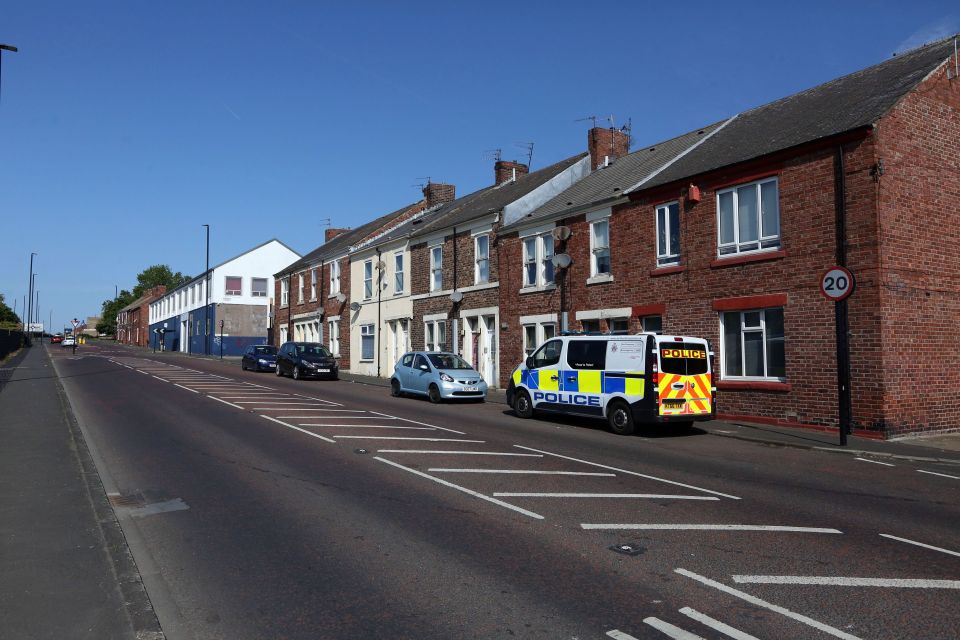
{"left": 241, "top": 344, "right": 278, "bottom": 372}
{"left": 275, "top": 342, "right": 338, "bottom": 380}
{"left": 61, "top": 336, "right": 76, "bottom": 347}
{"left": 391, "top": 351, "right": 487, "bottom": 403}
{"left": 50, "top": 334, "right": 63, "bottom": 344}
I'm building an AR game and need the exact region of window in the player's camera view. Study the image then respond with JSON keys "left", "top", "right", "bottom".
{"left": 590, "top": 219, "right": 611, "bottom": 275}
{"left": 522, "top": 233, "right": 555, "bottom": 288}
{"left": 402, "top": 354, "right": 414, "bottom": 367}
{"left": 717, "top": 177, "right": 780, "bottom": 256}
{"left": 361, "top": 324, "right": 375, "bottom": 360}
{"left": 190, "top": 286, "right": 195, "bottom": 304}
{"left": 328, "top": 317, "right": 340, "bottom": 356}
{"left": 581, "top": 319, "right": 601, "bottom": 333}
{"left": 394, "top": 252, "right": 404, "bottom": 294}
{"left": 567, "top": 340, "right": 606, "bottom": 370}
{"left": 280, "top": 278, "right": 289, "bottom": 307}
{"left": 310, "top": 269, "right": 317, "bottom": 300}
{"left": 721, "top": 308, "right": 785, "bottom": 380}
{"left": 475, "top": 234, "right": 490, "bottom": 284}
{"left": 608, "top": 318, "right": 629, "bottom": 334}
{"left": 414, "top": 354, "right": 429, "bottom": 370}
{"left": 330, "top": 259, "right": 341, "bottom": 295}
{"left": 430, "top": 246, "right": 443, "bottom": 292}
{"left": 363, "top": 260, "right": 373, "bottom": 299}
{"left": 425, "top": 319, "right": 446, "bottom": 351}
{"left": 297, "top": 274, "right": 304, "bottom": 303}
{"left": 642, "top": 315, "right": 662, "bottom": 334}
{"left": 252, "top": 278, "right": 268, "bottom": 297}
{"left": 226, "top": 277, "right": 242, "bottom": 296}
{"left": 531, "top": 340, "right": 562, "bottom": 368}
{"left": 656, "top": 202, "right": 680, "bottom": 266}
{"left": 523, "top": 322, "right": 556, "bottom": 356}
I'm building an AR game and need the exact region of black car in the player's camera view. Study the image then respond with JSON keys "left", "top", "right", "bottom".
{"left": 241, "top": 344, "right": 278, "bottom": 372}
{"left": 276, "top": 342, "right": 338, "bottom": 380}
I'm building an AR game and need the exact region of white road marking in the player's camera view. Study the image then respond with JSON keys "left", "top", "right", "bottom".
{"left": 854, "top": 457, "right": 895, "bottom": 466}
{"left": 494, "top": 493, "right": 719, "bottom": 500}
{"left": 252, "top": 407, "right": 336, "bottom": 411}
{"left": 674, "top": 568, "right": 862, "bottom": 640}
{"left": 918, "top": 469, "right": 959, "bottom": 479}
{"left": 643, "top": 618, "right": 705, "bottom": 639}
{"left": 209, "top": 397, "right": 244, "bottom": 409}
{"left": 291, "top": 416, "right": 396, "bottom": 420}
{"left": 290, "top": 393, "right": 342, "bottom": 406}
{"left": 334, "top": 436, "right": 485, "bottom": 442}
{"left": 377, "top": 450, "right": 543, "bottom": 456}
{"left": 151, "top": 376, "right": 169, "bottom": 382}
{"left": 260, "top": 415, "right": 336, "bottom": 443}
{"left": 174, "top": 384, "right": 200, "bottom": 394}
{"left": 374, "top": 456, "right": 543, "bottom": 520}
{"left": 879, "top": 533, "right": 960, "bottom": 558}
{"left": 138, "top": 370, "right": 150, "bottom": 375}
{"left": 678, "top": 607, "right": 759, "bottom": 640}
{"left": 299, "top": 424, "right": 432, "bottom": 429}
{"left": 234, "top": 401, "right": 333, "bottom": 405}
{"left": 582, "top": 524, "right": 842, "bottom": 533}
{"left": 606, "top": 631, "right": 640, "bottom": 640}
{"left": 514, "top": 445, "right": 740, "bottom": 500}
{"left": 429, "top": 469, "right": 615, "bottom": 476}
{"left": 368, "top": 410, "right": 466, "bottom": 435}
{"left": 259, "top": 408, "right": 365, "bottom": 412}
{"left": 732, "top": 575, "right": 960, "bottom": 589}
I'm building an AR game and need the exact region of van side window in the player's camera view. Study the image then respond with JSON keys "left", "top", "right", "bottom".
{"left": 532, "top": 340, "right": 562, "bottom": 368}
{"left": 567, "top": 340, "right": 606, "bottom": 370}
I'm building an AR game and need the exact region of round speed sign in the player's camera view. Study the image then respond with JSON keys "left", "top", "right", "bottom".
{"left": 820, "top": 266, "right": 855, "bottom": 301}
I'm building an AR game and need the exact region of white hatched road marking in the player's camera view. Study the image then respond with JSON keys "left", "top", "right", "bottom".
{"left": 300, "top": 424, "right": 432, "bottom": 429}
{"left": 642, "top": 618, "right": 705, "bottom": 639}
{"left": 854, "top": 457, "right": 895, "bottom": 466}
{"left": 678, "top": 607, "right": 760, "bottom": 640}
{"left": 292, "top": 416, "right": 397, "bottom": 420}
{"left": 368, "top": 410, "right": 465, "bottom": 435}
{"left": 209, "top": 397, "right": 244, "bottom": 409}
{"left": 606, "top": 631, "right": 639, "bottom": 640}
{"left": 260, "top": 415, "right": 336, "bottom": 443}
{"left": 429, "top": 469, "right": 615, "bottom": 476}
{"left": 334, "top": 436, "right": 485, "bottom": 443}
{"left": 675, "top": 568, "right": 862, "bottom": 640}
{"left": 378, "top": 450, "right": 543, "bottom": 457}
{"left": 494, "top": 493, "right": 719, "bottom": 500}
{"left": 583, "top": 524, "right": 842, "bottom": 533}
{"left": 151, "top": 376, "right": 169, "bottom": 382}
{"left": 514, "top": 445, "right": 740, "bottom": 500}
{"left": 374, "top": 456, "right": 543, "bottom": 520}
{"left": 174, "top": 384, "right": 200, "bottom": 394}
{"left": 918, "top": 469, "right": 959, "bottom": 479}
{"left": 879, "top": 533, "right": 960, "bottom": 557}
{"left": 732, "top": 575, "right": 960, "bottom": 589}
{"left": 253, "top": 407, "right": 337, "bottom": 411}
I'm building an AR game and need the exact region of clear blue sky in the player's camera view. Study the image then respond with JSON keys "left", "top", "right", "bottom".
{"left": 1, "top": 1, "right": 957, "bottom": 330}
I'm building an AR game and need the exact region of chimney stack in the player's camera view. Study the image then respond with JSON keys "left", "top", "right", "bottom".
{"left": 588, "top": 127, "right": 630, "bottom": 170}
{"left": 325, "top": 227, "right": 350, "bottom": 243}
{"left": 495, "top": 160, "right": 529, "bottom": 185}
{"left": 423, "top": 182, "right": 456, "bottom": 208}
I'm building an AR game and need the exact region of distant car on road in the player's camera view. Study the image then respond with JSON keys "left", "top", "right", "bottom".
{"left": 50, "top": 334, "right": 63, "bottom": 344}
{"left": 391, "top": 351, "right": 487, "bottom": 403}
{"left": 276, "top": 342, "right": 338, "bottom": 380}
{"left": 61, "top": 336, "right": 76, "bottom": 347}
{"left": 241, "top": 344, "right": 278, "bottom": 372}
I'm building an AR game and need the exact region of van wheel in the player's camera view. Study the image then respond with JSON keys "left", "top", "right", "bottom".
{"left": 607, "top": 400, "right": 635, "bottom": 435}
{"left": 428, "top": 384, "right": 442, "bottom": 404}
{"left": 390, "top": 379, "right": 402, "bottom": 397}
{"left": 514, "top": 389, "right": 534, "bottom": 419}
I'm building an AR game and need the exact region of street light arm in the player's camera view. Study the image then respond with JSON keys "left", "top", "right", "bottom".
{"left": 0, "top": 45, "right": 17, "bottom": 52}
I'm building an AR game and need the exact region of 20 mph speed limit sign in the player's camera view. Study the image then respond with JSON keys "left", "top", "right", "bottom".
{"left": 820, "top": 266, "right": 855, "bottom": 301}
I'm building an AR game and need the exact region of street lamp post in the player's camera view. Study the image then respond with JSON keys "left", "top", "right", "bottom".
{"left": 0, "top": 43, "right": 18, "bottom": 105}
{"left": 202, "top": 224, "right": 210, "bottom": 355}
{"left": 26, "top": 252, "right": 35, "bottom": 340}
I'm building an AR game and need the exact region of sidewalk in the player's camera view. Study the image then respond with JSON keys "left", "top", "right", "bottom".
{"left": 0, "top": 344, "right": 161, "bottom": 639}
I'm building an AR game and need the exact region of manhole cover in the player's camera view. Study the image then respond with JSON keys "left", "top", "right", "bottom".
{"left": 609, "top": 542, "right": 645, "bottom": 556}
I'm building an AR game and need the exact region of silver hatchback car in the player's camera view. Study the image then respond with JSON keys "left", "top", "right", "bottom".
{"left": 390, "top": 351, "right": 488, "bottom": 403}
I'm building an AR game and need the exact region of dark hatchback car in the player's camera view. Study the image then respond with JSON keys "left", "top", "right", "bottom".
{"left": 276, "top": 342, "right": 338, "bottom": 380}
{"left": 241, "top": 344, "right": 278, "bottom": 372}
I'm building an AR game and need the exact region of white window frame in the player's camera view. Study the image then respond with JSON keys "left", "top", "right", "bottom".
{"left": 717, "top": 177, "right": 781, "bottom": 257}
{"left": 310, "top": 268, "right": 317, "bottom": 301}
{"left": 521, "top": 233, "right": 555, "bottom": 288}
{"left": 590, "top": 218, "right": 611, "bottom": 276}
{"left": 280, "top": 278, "right": 289, "bottom": 307}
{"left": 327, "top": 317, "right": 340, "bottom": 356}
{"left": 360, "top": 323, "right": 375, "bottom": 361}
{"left": 225, "top": 276, "right": 242, "bottom": 296}
{"left": 394, "top": 252, "right": 404, "bottom": 294}
{"left": 522, "top": 321, "right": 557, "bottom": 356}
{"left": 474, "top": 234, "right": 490, "bottom": 284}
{"left": 252, "top": 278, "right": 268, "bottom": 297}
{"left": 719, "top": 307, "right": 786, "bottom": 381}
{"left": 363, "top": 260, "right": 373, "bottom": 300}
{"left": 656, "top": 201, "right": 681, "bottom": 266}
{"left": 329, "top": 259, "right": 341, "bottom": 296}
{"left": 430, "top": 245, "right": 443, "bottom": 292}
{"left": 297, "top": 274, "right": 304, "bottom": 304}
{"left": 424, "top": 319, "right": 446, "bottom": 352}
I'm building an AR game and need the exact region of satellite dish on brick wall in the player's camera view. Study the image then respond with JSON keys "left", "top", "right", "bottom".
{"left": 552, "top": 226, "right": 572, "bottom": 241}
{"left": 552, "top": 253, "right": 572, "bottom": 269}
{"left": 449, "top": 290, "right": 464, "bottom": 303}
{"left": 336, "top": 292, "right": 347, "bottom": 303}
{"left": 349, "top": 302, "right": 361, "bottom": 312}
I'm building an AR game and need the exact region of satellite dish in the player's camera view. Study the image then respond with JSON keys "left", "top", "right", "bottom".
{"left": 552, "top": 226, "right": 572, "bottom": 241}
{"left": 552, "top": 253, "right": 572, "bottom": 269}
{"left": 376, "top": 260, "right": 387, "bottom": 270}
{"left": 336, "top": 292, "right": 346, "bottom": 303}
{"left": 449, "top": 290, "right": 464, "bottom": 303}
{"left": 349, "top": 302, "right": 361, "bottom": 312}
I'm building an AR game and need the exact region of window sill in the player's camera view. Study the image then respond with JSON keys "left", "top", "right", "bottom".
{"left": 711, "top": 250, "right": 786, "bottom": 268}
{"left": 520, "top": 284, "right": 557, "bottom": 295}
{"left": 586, "top": 274, "right": 614, "bottom": 285}
{"left": 716, "top": 380, "right": 792, "bottom": 392}
{"left": 650, "top": 265, "right": 685, "bottom": 277}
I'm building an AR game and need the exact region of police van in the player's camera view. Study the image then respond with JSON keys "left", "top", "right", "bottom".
{"left": 506, "top": 333, "right": 715, "bottom": 435}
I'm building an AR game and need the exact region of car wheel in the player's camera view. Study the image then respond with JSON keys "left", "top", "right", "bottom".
{"left": 292, "top": 367, "right": 301, "bottom": 380}
{"left": 428, "top": 384, "right": 442, "bottom": 404}
{"left": 607, "top": 399, "right": 635, "bottom": 436}
{"left": 390, "top": 379, "right": 402, "bottom": 397}
{"left": 241, "top": 361, "right": 247, "bottom": 371}
{"left": 514, "top": 389, "right": 534, "bottom": 418}
{"left": 275, "top": 365, "right": 283, "bottom": 377}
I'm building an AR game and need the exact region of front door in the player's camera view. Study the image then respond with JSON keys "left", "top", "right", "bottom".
{"left": 482, "top": 315, "right": 496, "bottom": 386}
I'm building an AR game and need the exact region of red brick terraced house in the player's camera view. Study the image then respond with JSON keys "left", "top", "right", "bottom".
{"left": 498, "top": 36, "right": 960, "bottom": 439}
{"left": 116, "top": 285, "right": 166, "bottom": 347}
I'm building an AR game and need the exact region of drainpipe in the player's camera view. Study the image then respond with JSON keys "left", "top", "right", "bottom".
{"left": 452, "top": 227, "right": 457, "bottom": 353}
{"left": 287, "top": 274, "right": 292, "bottom": 343}
{"left": 376, "top": 248, "right": 382, "bottom": 378}
{"left": 835, "top": 144, "right": 852, "bottom": 446}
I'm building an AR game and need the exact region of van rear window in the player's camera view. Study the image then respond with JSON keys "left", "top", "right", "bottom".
{"left": 659, "top": 343, "right": 709, "bottom": 374}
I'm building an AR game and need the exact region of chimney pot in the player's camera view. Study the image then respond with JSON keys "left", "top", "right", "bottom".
{"left": 588, "top": 127, "right": 630, "bottom": 171}
{"left": 423, "top": 182, "right": 456, "bottom": 208}
{"left": 325, "top": 227, "right": 350, "bottom": 243}
{"left": 494, "top": 160, "right": 529, "bottom": 185}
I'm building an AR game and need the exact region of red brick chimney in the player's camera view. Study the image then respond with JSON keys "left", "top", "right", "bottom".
{"left": 495, "top": 160, "right": 529, "bottom": 185}
{"left": 325, "top": 227, "right": 350, "bottom": 243}
{"left": 147, "top": 285, "right": 167, "bottom": 298}
{"left": 588, "top": 127, "right": 630, "bottom": 170}
{"left": 423, "top": 182, "right": 456, "bottom": 208}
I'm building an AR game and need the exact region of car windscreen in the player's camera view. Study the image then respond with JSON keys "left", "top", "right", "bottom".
{"left": 659, "top": 343, "right": 709, "bottom": 375}
{"left": 296, "top": 344, "right": 331, "bottom": 357}
{"left": 427, "top": 354, "right": 472, "bottom": 370}
{"left": 254, "top": 346, "right": 277, "bottom": 356}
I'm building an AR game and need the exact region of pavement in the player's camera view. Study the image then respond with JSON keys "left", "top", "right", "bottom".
{"left": 1, "top": 341, "right": 957, "bottom": 638}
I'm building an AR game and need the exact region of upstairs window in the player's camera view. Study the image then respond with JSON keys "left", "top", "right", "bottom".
{"left": 656, "top": 202, "right": 680, "bottom": 266}
{"left": 430, "top": 246, "right": 443, "bottom": 292}
{"left": 590, "top": 220, "right": 610, "bottom": 276}
{"left": 329, "top": 260, "right": 341, "bottom": 295}
{"left": 297, "top": 274, "right": 304, "bottom": 303}
{"left": 394, "top": 252, "right": 404, "bottom": 294}
{"left": 310, "top": 269, "right": 317, "bottom": 300}
{"left": 280, "top": 278, "right": 289, "bottom": 306}
{"left": 225, "top": 276, "right": 242, "bottom": 296}
{"left": 252, "top": 278, "right": 268, "bottom": 297}
{"left": 363, "top": 260, "right": 373, "bottom": 299}
{"left": 717, "top": 177, "right": 780, "bottom": 256}
{"left": 475, "top": 235, "right": 490, "bottom": 284}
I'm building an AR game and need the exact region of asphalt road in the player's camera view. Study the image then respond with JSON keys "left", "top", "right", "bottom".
{"left": 50, "top": 342, "right": 960, "bottom": 639}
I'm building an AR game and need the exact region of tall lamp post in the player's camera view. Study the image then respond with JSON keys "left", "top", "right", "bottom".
{"left": 26, "top": 254, "right": 36, "bottom": 340}
{"left": 202, "top": 224, "right": 210, "bottom": 355}
{"left": 0, "top": 43, "right": 18, "bottom": 105}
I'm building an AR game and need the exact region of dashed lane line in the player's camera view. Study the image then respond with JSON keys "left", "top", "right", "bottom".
{"left": 674, "top": 568, "right": 862, "bottom": 640}
{"left": 429, "top": 469, "right": 615, "bottom": 477}
{"left": 678, "top": 607, "right": 760, "bottom": 640}
{"left": 494, "top": 493, "right": 719, "bottom": 500}
{"left": 582, "top": 524, "right": 842, "bottom": 533}
{"left": 879, "top": 533, "right": 960, "bottom": 558}
{"left": 918, "top": 469, "right": 959, "bottom": 479}
{"left": 731, "top": 576, "right": 960, "bottom": 589}
{"left": 854, "top": 457, "right": 895, "bottom": 466}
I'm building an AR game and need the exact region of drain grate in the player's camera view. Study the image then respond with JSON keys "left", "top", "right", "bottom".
{"left": 108, "top": 493, "right": 146, "bottom": 508}
{"left": 609, "top": 542, "right": 645, "bottom": 556}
